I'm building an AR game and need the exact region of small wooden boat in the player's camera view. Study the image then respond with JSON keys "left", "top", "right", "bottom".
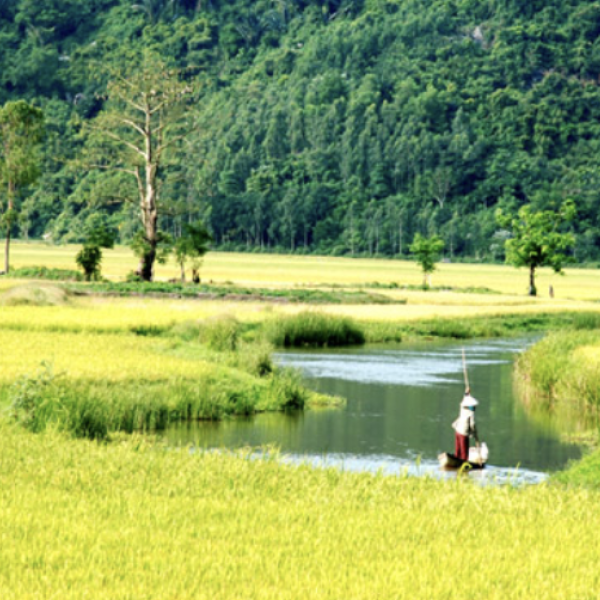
{"left": 438, "top": 452, "right": 486, "bottom": 470}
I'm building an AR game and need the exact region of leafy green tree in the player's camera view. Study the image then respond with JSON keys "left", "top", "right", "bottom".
{"left": 84, "top": 51, "right": 196, "bottom": 281}
{"left": 496, "top": 201, "right": 576, "bottom": 296}
{"left": 409, "top": 233, "right": 445, "bottom": 288}
{"left": 0, "top": 100, "right": 44, "bottom": 273}
{"left": 174, "top": 220, "right": 211, "bottom": 282}
{"left": 75, "top": 215, "right": 117, "bottom": 281}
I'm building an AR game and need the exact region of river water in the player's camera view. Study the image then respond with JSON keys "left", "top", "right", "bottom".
{"left": 164, "top": 337, "right": 583, "bottom": 484}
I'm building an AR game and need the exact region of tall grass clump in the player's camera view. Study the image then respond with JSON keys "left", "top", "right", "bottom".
{"left": 233, "top": 339, "right": 274, "bottom": 376}
{"left": 7, "top": 266, "right": 84, "bottom": 281}
{"left": 198, "top": 314, "right": 240, "bottom": 351}
{"left": 572, "top": 312, "right": 600, "bottom": 330}
{"left": 8, "top": 360, "right": 320, "bottom": 440}
{"left": 515, "top": 330, "right": 600, "bottom": 415}
{"left": 265, "top": 311, "right": 365, "bottom": 347}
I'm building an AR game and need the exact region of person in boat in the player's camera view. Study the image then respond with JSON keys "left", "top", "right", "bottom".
{"left": 452, "top": 388, "right": 479, "bottom": 462}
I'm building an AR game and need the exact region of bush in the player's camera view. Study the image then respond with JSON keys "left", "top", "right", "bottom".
{"left": 265, "top": 311, "right": 365, "bottom": 347}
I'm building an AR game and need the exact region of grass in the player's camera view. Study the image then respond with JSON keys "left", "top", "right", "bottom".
{"left": 0, "top": 321, "right": 341, "bottom": 440}
{"left": 1, "top": 422, "right": 600, "bottom": 599}
{"left": 67, "top": 280, "right": 402, "bottom": 304}
{"left": 264, "top": 311, "right": 366, "bottom": 347}
{"left": 515, "top": 330, "right": 600, "bottom": 417}
{"left": 1, "top": 283, "right": 70, "bottom": 307}
{"left": 7, "top": 265, "right": 83, "bottom": 281}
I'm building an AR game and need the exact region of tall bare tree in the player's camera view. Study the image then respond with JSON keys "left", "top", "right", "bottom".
{"left": 86, "top": 52, "right": 196, "bottom": 280}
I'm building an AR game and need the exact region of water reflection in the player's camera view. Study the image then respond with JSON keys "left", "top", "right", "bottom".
{"left": 164, "top": 337, "right": 583, "bottom": 483}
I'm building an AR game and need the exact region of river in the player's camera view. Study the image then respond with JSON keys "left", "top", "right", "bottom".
{"left": 164, "top": 337, "right": 583, "bottom": 484}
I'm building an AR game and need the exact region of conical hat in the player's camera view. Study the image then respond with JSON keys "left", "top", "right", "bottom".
{"left": 461, "top": 394, "right": 479, "bottom": 408}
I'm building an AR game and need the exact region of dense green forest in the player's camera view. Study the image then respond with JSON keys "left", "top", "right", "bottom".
{"left": 3, "top": 0, "right": 600, "bottom": 262}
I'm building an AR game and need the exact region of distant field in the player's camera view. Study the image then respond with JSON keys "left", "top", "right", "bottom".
{"left": 3, "top": 243, "right": 600, "bottom": 323}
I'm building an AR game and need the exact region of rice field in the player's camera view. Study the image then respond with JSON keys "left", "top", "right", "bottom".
{"left": 3, "top": 245, "right": 600, "bottom": 598}
{"left": 0, "top": 422, "right": 599, "bottom": 599}
{"left": 8, "top": 241, "right": 600, "bottom": 301}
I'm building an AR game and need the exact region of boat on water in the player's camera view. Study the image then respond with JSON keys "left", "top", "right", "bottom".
{"left": 438, "top": 443, "right": 489, "bottom": 470}
{"left": 438, "top": 452, "right": 486, "bottom": 470}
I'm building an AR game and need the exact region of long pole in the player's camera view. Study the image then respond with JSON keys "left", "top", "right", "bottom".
{"left": 462, "top": 348, "right": 482, "bottom": 465}
{"left": 462, "top": 348, "right": 470, "bottom": 394}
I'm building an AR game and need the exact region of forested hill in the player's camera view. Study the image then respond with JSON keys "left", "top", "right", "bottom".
{"left": 3, "top": 0, "right": 600, "bottom": 261}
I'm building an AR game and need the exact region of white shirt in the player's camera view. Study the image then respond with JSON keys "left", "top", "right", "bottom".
{"left": 452, "top": 407, "right": 477, "bottom": 437}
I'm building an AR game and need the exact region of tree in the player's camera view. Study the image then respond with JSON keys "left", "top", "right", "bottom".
{"left": 496, "top": 201, "right": 576, "bottom": 296}
{"left": 85, "top": 51, "right": 196, "bottom": 281}
{"left": 0, "top": 100, "right": 44, "bottom": 273}
{"left": 174, "top": 220, "right": 211, "bottom": 282}
{"left": 75, "top": 216, "right": 117, "bottom": 281}
{"left": 409, "top": 233, "right": 445, "bottom": 288}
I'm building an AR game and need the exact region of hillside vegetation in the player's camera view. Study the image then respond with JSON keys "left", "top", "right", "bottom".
{"left": 2, "top": 0, "right": 600, "bottom": 261}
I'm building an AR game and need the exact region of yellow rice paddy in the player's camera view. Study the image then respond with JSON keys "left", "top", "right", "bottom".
{"left": 1, "top": 244, "right": 600, "bottom": 599}
{"left": 8, "top": 241, "right": 600, "bottom": 301}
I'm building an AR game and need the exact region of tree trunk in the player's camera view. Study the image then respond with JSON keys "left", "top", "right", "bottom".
{"left": 139, "top": 242, "right": 156, "bottom": 281}
{"left": 529, "top": 265, "right": 537, "bottom": 296}
{"left": 139, "top": 206, "right": 158, "bottom": 282}
{"left": 4, "top": 180, "right": 14, "bottom": 274}
{"left": 4, "top": 228, "right": 10, "bottom": 274}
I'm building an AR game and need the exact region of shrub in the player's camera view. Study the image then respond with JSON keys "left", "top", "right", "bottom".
{"left": 266, "top": 311, "right": 365, "bottom": 347}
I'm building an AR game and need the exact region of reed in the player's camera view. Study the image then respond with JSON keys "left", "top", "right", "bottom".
{"left": 265, "top": 311, "right": 366, "bottom": 347}
{"left": 515, "top": 330, "right": 600, "bottom": 414}
{"left": 2, "top": 325, "right": 339, "bottom": 440}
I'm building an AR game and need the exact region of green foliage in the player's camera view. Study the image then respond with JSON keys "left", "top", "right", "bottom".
{"left": 4, "top": 0, "right": 600, "bottom": 264}
{"left": 75, "top": 245, "right": 103, "bottom": 281}
{"left": 75, "top": 216, "right": 117, "bottom": 280}
{"left": 174, "top": 220, "right": 212, "bottom": 282}
{"left": 514, "top": 330, "right": 600, "bottom": 414}
{"left": 265, "top": 311, "right": 365, "bottom": 347}
{"left": 198, "top": 315, "right": 240, "bottom": 351}
{"left": 8, "top": 266, "right": 84, "bottom": 281}
{"left": 0, "top": 100, "right": 44, "bottom": 271}
{"left": 65, "top": 279, "right": 403, "bottom": 304}
{"left": 496, "top": 201, "right": 576, "bottom": 296}
{"left": 409, "top": 233, "right": 445, "bottom": 287}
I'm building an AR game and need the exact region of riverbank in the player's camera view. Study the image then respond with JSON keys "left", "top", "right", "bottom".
{"left": 512, "top": 327, "right": 600, "bottom": 488}
{"left": 515, "top": 326, "right": 600, "bottom": 418}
